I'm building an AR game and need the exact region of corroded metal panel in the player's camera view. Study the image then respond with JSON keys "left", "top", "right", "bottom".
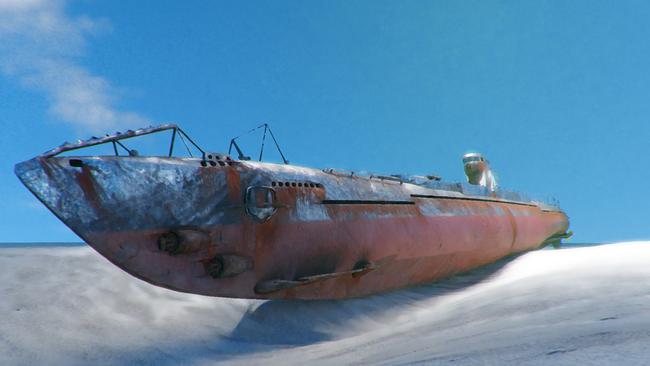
{"left": 15, "top": 126, "right": 570, "bottom": 300}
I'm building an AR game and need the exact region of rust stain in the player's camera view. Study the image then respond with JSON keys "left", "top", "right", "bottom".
{"left": 14, "top": 124, "right": 571, "bottom": 300}
{"left": 504, "top": 205, "right": 518, "bottom": 250}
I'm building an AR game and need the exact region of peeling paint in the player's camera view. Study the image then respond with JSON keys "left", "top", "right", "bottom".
{"left": 14, "top": 125, "right": 570, "bottom": 299}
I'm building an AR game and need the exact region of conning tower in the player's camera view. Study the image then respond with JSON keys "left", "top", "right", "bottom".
{"left": 463, "top": 152, "right": 497, "bottom": 191}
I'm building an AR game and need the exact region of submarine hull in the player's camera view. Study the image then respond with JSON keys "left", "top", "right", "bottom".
{"left": 15, "top": 156, "right": 569, "bottom": 300}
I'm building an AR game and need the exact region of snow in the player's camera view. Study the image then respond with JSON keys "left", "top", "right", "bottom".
{"left": 1, "top": 242, "right": 650, "bottom": 365}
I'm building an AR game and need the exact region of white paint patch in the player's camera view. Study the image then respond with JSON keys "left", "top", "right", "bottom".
{"left": 293, "top": 195, "right": 331, "bottom": 222}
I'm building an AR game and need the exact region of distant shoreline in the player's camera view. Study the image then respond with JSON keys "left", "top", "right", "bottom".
{"left": 0, "top": 242, "right": 85, "bottom": 248}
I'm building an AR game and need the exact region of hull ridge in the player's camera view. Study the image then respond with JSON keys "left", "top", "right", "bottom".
{"left": 15, "top": 125, "right": 570, "bottom": 300}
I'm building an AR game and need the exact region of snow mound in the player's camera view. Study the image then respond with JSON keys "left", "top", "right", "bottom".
{"left": 1, "top": 242, "right": 650, "bottom": 365}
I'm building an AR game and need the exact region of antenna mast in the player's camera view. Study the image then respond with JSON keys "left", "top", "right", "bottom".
{"left": 227, "top": 123, "right": 289, "bottom": 164}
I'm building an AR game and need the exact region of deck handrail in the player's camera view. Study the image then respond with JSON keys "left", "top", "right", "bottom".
{"left": 40, "top": 124, "right": 205, "bottom": 159}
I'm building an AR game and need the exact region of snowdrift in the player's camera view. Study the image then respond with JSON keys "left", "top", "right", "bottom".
{"left": 1, "top": 242, "right": 650, "bottom": 365}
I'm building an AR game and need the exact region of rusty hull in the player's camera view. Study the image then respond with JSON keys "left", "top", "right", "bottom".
{"left": 15, "top": 155, "right": 569, "bottom": 300}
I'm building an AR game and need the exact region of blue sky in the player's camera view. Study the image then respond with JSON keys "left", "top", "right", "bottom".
{"left": 0, "top": 0, "right": 648, "bottom": 243}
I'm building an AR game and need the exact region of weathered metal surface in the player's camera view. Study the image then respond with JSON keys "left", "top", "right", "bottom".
{"left": 15, "top": 125, "right": 570, "bottom": 300}
{"left": 255, "top": 261, "right": 376, "bottom": 294}
{"left": 40, "top": 124, "right": 178, "bottom": 158}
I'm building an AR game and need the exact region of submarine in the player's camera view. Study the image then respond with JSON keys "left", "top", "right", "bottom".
{"left": 15, "top": 124, "right": 570, "bottom": 299}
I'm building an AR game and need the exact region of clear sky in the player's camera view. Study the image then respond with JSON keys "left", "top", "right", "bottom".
{"left": 0, "top": 0, "right": 648, "bottom": 243}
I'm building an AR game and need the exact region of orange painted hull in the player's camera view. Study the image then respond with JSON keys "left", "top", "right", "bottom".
{"left": 16, "top": 156, "right": 569, "bottom": 299}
